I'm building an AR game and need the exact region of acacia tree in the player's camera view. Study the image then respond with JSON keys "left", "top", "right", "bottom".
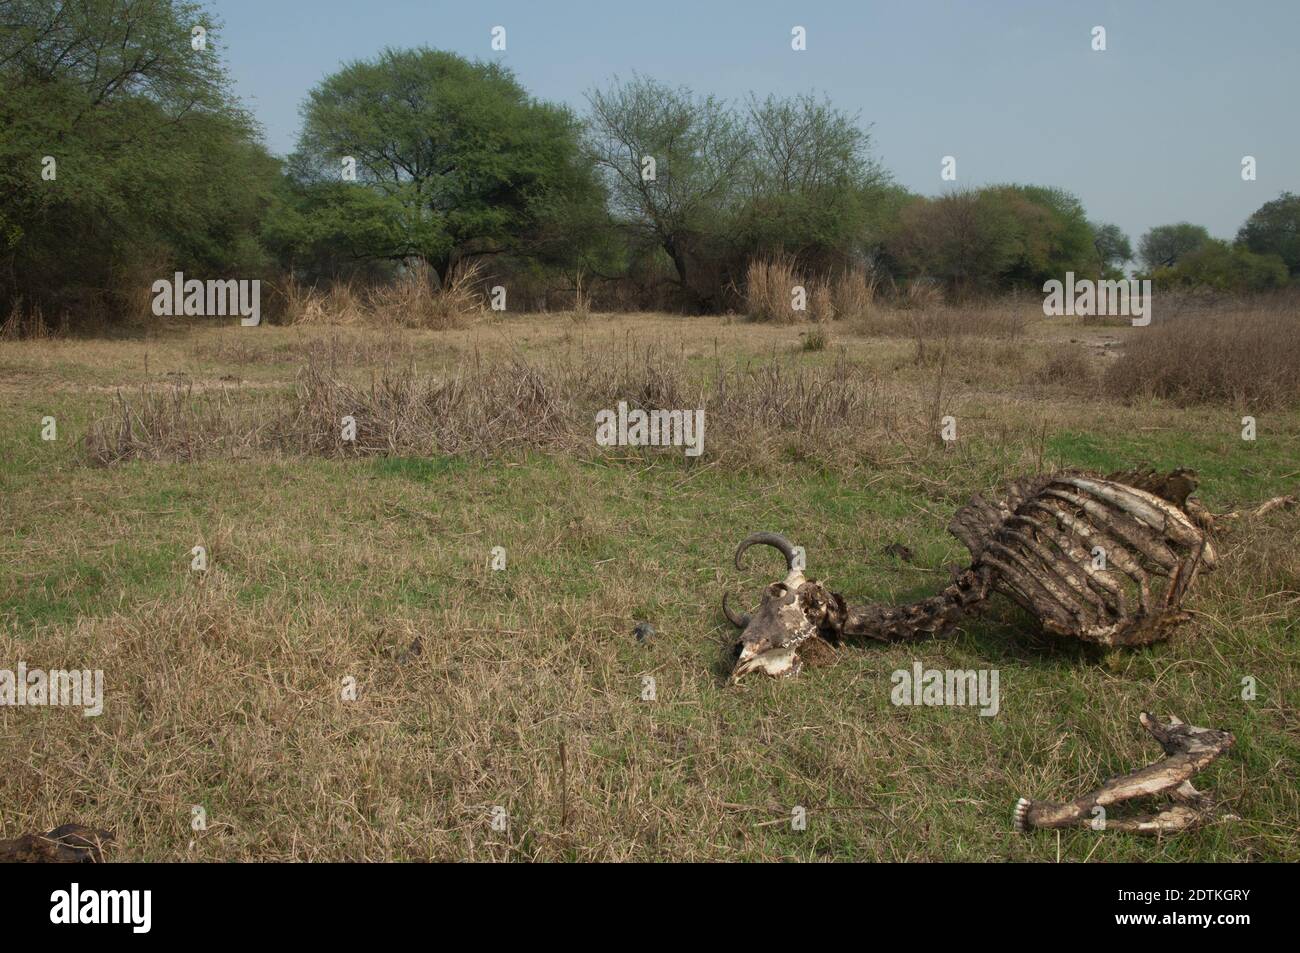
{"left": 284, "top": 47, "right": 606, "bottom": 282}
{"left": 1091, "top": 222, "right": 1133, "bottom": 274}
{"left": 584, "top": 75, "right": 751, "bottom": 304}
{"left": 1138, "top": 223, "right": 1211, "bottom": 271}
{"left": 738, "top": 92, "right": 891, "bottom": 268}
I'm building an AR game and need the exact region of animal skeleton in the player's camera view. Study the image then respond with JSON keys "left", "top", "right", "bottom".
{"left": 722, "top": 468, "right": 1242, "bottom": 836}
{"left": 724, "top": 468, "right": 1217, "bottom": 679}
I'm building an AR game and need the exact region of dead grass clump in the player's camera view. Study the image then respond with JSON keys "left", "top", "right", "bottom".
{"left": 746, "top": 255, "right": 866, "bottom": 326}
{"left": 714, "top": 353, "right": 884, "bottom": 442}
{"left": 808, "top": 283, "right": 835, "bottom": 326}
{"left": 82, "top": 336, "right": 902, "bottom": 466}
{"left": 293, "top": 354, "right": 568, "bottom": 457}
{"left": 896, "top": 280, "right": 945, "bottom": 310}
{"left": 1105, "top": 308, "right": 1300, "bottom": 408}
{"left": 278, "top": 262, "right": 484, "bottom": 329}
{"left": 831, "top": 266, "right": 876, "bottom": 321}
{"left": 369, "top": 260, "right": 484, "bottom": 329}
{"left": 83, "top": 383, "right": 277, "bottom": 466}
{"left": 1033, "top": 350, "right": 1095, "bottom": 391}
{"left": 0, "top": 299, "right": 61, "bottom": 340}
{"left": 278, "top": 275, "right": 368, "bottom": 326}
{"left": 745, "top": 254, "right": 802, "bottom": 323}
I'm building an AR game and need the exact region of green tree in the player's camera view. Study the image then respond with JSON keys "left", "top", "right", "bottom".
{"left": 286, "top": 47, "right": 606, "bottom": 282}
{"left": 885, "top": 189, "right": 1022, "bottom": 294}
{"left": 885, "top": 185, "right": 1096, "bottom": 294}
{"left": 1154, "top": 240, "right": 1289, "bottom": 292}
{"left": 584, "top": 75, "right": 751, "bottom": 305}
{"left": 737, "top": 92, "right": 891, "bottom": 269}
{"left": 1137, "top": 223, "right": 1211, "bottom": 271}
{"left": 1091, "top": 222, "right": 1133, "bottom": 274}
{"left": 987, "top": 185, "right": 1096, "bottom": 287}
{"left": 0, "top": 0, "right": 277, "bottom": 322}
{"left": 1236, "top": 192, "right": 1300, "bottom": 278}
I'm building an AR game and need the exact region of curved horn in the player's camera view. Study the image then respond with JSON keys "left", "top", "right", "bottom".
{"left": 722, "top": 592, "right": 750, "bottom": 628}
{"left": 734, "top": 532, "right": 798, "bottom": 572}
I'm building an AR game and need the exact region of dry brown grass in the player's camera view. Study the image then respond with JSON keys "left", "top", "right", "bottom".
{"left": 280, "top": 261, "right": 486, "bottom": 330}
{"left": 0, "top": 300, "right": 59, "bottom": 340}
{"left": 1033, "top": 349, "right": 1095, "bottom": 392}
{"left": 830, "top": 266, "right": 876, "bottom": 321}
{"left": 83, "top": 338, "right": 905, "bottom": 466}
{"left": 280, "top": 276, "right": 369, "bottom": 327}
{"left": 1106, "top": 305, "right": 1300, "bottom": 409}
{"left": 745, "top": 256, "right": 877, "bottom": 326}
{"left": 851, "top": 304, "right": 1028, "bottom": 371}
{"left": 744, "top": 254, "right": 802, "bottom": 323}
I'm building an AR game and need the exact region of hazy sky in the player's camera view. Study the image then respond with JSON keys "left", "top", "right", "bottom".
{"left": 215, "top": 0, "right": 1299, "bottom": 247}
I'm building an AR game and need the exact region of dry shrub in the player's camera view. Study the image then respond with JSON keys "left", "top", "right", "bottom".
{"left": 294, "top": 355, "right": 568, "bottom": 456}
{"left": 808, "top": 283, "right": 835, "bottom": 325}
{"left": 281, "top": 276, "right": 367, "bottom": 326}
{"left": 1033, "top": 350, "right": 1095, "bottom": 390}
{"left": 83, "top": 382, "right": 278, "bottom": 465}
{"left": 1105, "top": 307, "right": 1300, "bottom": 408}
{"left": 83, "top": 340, "right": 899, "bottom": 466}
{"left": 745, "top": 255, "right": 858, "bottom": 325}
{"left": 897, "top": 280, "right": 945, "bottom": 310}
{"left": 713, "top": 354, "right": 883, "bottom": 441}
{"left": 369, "top": 260, "right": 484, "bottom": 329}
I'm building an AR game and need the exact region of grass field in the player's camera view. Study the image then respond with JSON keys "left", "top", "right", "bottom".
{"left": 1, "top": 305, "right": 1297, "bottom": 861}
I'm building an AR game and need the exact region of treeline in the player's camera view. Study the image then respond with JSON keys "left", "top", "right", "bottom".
{"left": 2, "top": 0, "right": 1298, "bottom": 329}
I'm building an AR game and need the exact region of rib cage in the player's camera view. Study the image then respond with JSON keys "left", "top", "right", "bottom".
{"left": 843, "top": 468, "right": 1216, "bottom": 647}
{"left": 955, "top": 470, "right": 1216, "bottom": 645}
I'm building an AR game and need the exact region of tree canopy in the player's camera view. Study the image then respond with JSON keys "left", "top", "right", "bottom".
{"left": 277, "top": 47, "right": 608, "bottom": 282}
{"left": 0, "top": 0, "right": 278, "bottom": 320}
{"left": 1237, "top": 192, "right": 1300, "bottom": 277}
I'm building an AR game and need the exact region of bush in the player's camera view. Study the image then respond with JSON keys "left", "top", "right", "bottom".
{"left": 1153, "top": 241, "right": 1290, "bottom": 293}
{"left": 1105, "top": 304, "right": 1300, "bottom": 408}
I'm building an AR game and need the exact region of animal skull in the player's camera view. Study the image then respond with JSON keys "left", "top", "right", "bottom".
{"left": 726, "top": 532, "right": 846, "bottom": 680}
